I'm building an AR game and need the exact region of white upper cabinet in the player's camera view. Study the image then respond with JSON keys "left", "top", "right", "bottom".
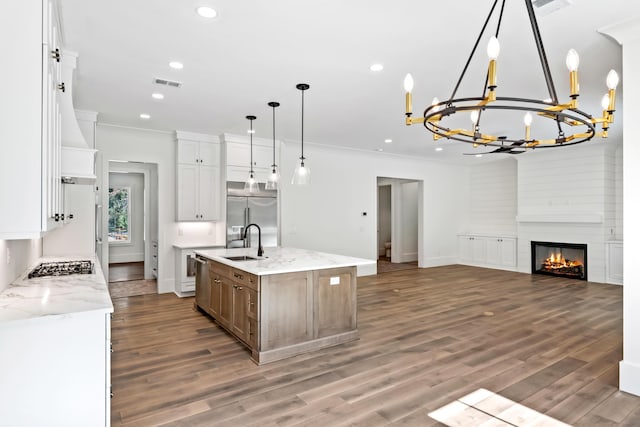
{"left": 175, "top": 131, "right": 222, "bottom": 221}
{"left": 0, "top": 0, "right": 64, "bottom": 239}
{"left": 221, "top": 133, "right": 280, "bottom": 183}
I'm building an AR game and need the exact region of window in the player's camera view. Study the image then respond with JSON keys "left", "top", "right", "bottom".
{"left": 108, "top": 186, "right": 131, "bottom": 243}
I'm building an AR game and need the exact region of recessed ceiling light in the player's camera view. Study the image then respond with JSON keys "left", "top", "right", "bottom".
{"left": 384, "top": 139, "right": 392, "bottom": 144}
{"left": 196, "top": 6, "right": 217, "bottom": 18}
{"left": 435, "top": 147, "right": 443, "bottom": 152}
{"left": 140, "top": 114, "right": 151, "bottom": 119}
{"left": 152, "top": 93, "right": 164, "bottom": 100}
{"left": 169, "top": 61, "right": 183, "bottom": 69}
{"left": 475, "top": 154, "right": 483, "bottom": 158}
{"left": 370, "top": 63, "right": 384, "bottom": 72}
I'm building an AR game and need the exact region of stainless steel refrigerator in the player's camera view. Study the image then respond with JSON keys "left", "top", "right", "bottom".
{"left": 226, "top": 181, "right": 278, "bottom": 249}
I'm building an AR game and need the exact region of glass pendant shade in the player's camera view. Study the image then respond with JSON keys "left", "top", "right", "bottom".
{"left": 292, "top": 83, "right": 311, "bottom": 185}
{"left": 244, "top": 115, "right": 257, "bottom": 192}
{"left": 265, "top": 167, "right": 279, "bottom": 190}
{"left": 244, "top": 172, "right": 257, "bottom": 192}
{"left": 291, "top": 163, "right": 311, "bottom": 185}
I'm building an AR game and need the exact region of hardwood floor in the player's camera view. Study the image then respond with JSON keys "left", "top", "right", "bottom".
{"left": 377, "top": 258, "right": 419, "bottom": 274}
{"left": 110, "top": 265, "right": 640, "bottom": 426}
{"left": 108, "top": 262, "right": 157, "bottom": 299}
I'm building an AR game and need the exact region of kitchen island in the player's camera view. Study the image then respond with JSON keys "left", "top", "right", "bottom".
{"left": 194, "top": 247, "right": 375, "bottom": 364}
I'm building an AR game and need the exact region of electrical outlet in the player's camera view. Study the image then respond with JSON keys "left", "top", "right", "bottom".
{"left": 6, "top": 247, "right": 11, "bottom": 265}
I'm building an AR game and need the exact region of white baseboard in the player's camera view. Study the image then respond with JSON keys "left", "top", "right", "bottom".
{"left": 422, "top": 256, "right": 457, "bottom": 268}
{"left": 109, "top": 252, "right": 144, "bottom": 264}
{"left": 620, "top": 360, "right": 640, "bottom": 397}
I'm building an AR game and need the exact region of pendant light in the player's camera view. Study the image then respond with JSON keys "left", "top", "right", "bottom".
{"left": 244, "top": 115, "right": 258, "bottom": 192}
{"left": 265, "top": 101, "right": 280, "bottom": 190}
{"left": 292, "top": 83, "right": 311, "bottom": 185}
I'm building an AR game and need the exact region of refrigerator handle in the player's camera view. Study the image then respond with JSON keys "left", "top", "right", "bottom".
{"left": 245, "top": 207, "right": 251, "bottom": 248}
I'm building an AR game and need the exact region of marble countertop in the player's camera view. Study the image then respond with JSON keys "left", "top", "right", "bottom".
{"left": 0, "top": 255, "right": 113, "bottom": 325}
{"left": 195, "top": 247, "right": 376, "bottom": 276}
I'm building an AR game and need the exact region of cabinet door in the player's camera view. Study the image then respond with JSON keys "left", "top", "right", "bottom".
{"left": 198, "top": 142, "right": 218, "bottom": 166}
{"left": 472, "top": 237, "right": 487, "bottom": 263}
{"left": 176, "top": 164, "right": 198, "bottom": 220}
{"left": 253, "top": 145, "right": 275, "bottom": 169}
{"left": 209, "top": 274, "right": 221, "bottom": 318}
{"left": 232, "top": 285, "right": 249, "bottom": 341}
{"left": 458, "top": 236, "right": 474, "bottom": 264}
{"left": 500, "top": 238, "right": 516, "bottom": 267}
{"left": 195, "top": 259, "right": 210, "bottom": 310}
{"left": 177, "top": 140, "right": 199, "bottom": 164}
{"left": 218, "top": 278, "right": 233, "bottom": 328}
{"left": 485, "top": 238, "right": 500, "bottom": 265}
{"left": 198, "top": 165, "right": 221, "bottom": 221}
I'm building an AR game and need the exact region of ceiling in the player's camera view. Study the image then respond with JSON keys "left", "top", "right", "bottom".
{"left": 58, "top": 0, "right": 639, "bottom": 163}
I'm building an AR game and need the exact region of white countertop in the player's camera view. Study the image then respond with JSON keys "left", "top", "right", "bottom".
{"left": 195, "top": 247, "right": 376, "bottom": 276}
{"left": 0, "top": 256, "right": 113, "bottom": 325}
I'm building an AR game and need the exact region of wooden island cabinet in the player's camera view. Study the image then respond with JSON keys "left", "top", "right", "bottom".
{"left": 194, "top": 247, "right": 372, "bottom": 364}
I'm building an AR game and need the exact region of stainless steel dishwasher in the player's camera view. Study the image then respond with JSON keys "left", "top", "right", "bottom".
{"left": 194, "top": 255, "right": 209, "bottom": 310}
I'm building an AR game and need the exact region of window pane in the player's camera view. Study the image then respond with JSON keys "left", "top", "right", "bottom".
{"left": 108, "top": 187, "right": 131, "bottom": 242}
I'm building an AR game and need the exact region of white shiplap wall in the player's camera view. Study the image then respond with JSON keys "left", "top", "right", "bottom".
{"left": 515, "top": 143, "right": 619, "bottom": 283}
{"left": 465, "top": 157, "right": 518, "bottom": 236}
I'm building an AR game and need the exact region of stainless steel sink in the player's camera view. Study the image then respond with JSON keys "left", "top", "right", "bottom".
{"left": 223, "top": 255, "right": 259, "bottom": 261}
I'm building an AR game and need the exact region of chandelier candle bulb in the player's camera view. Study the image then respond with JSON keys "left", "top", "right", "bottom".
{"left": 404, "top": 74, "right": 414, "bottom": 116}
{"left": 566, "top": 49, "right": 580, "bottom": 100}
{"left": 524, "top": 112, "right": 532, "bottom": 140}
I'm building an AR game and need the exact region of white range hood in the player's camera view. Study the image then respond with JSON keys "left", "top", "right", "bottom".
{"left": 60, "top": 51, "right": 97, "bottom": 184}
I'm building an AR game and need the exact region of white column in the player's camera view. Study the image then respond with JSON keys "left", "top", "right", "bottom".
{"left": 601, "top": 17, "right": 640, "bottom": 397}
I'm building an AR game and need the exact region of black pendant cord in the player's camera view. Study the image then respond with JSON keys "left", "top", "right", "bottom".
{"left": 448, "top": 0, "right": 500, "bottom": 103}
{"left": 525, "top": 0, "right": 558, "bottom": 104}
{"left": 246, "top": 115, "right": 256, "bottom": 174}
{"left": 301, "top": 88, "right": 305, "bottom": 164}
{"left": 272, "top": 105, "right": 276, "bottom": 169}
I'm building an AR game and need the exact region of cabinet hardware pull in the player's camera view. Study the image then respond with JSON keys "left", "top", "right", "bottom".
{"left": 51, "top": 48, "right": 60, "bottom": 62}
{"left": 54, "top": 213, "right": 60, "bottom": 221}
{"left": 237, "top": 287, "right": 243, "bottom": 290}
{"left": 58, "top": 82, "right": 66, "bottom": 92}
{"left": 234, "top": 273, "right": 243, "bottom": 279}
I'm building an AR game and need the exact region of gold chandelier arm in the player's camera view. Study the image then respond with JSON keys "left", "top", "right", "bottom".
{"left": 405, "top": 116, "right": 425, "bottom": 125}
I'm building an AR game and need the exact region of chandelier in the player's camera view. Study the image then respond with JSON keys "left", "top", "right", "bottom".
{"left": 403, "top": 0, "right": 619, "bottom": 154}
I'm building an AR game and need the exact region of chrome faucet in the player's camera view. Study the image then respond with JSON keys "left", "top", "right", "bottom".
{"left": 243, "top": 223, "right": 263, "bottom": 257}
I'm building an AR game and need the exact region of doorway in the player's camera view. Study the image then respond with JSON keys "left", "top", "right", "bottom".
{"left": 105, "top": 162, "right": 158, "bottom": 298}
{"left": 377, "top": 177, "right": 420, "bottom": 273}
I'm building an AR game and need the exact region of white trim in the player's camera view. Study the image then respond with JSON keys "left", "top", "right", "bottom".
{"left": 620, "top": 361, "right": 640, "bottom": 397}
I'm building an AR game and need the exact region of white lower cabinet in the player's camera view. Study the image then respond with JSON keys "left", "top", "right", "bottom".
{"left": 0, "top": 310, "right": 111, "bottom": 426}
{"left": 459, "top": 234, "right": 517, "bottom": 271}
{"left": 606, "top": 241, "right": 623, "bottom": 285}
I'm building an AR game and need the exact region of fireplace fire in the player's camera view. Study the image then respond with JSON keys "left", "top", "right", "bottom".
{"left": 531, "top": 241, "right": 587, "bottom": 281}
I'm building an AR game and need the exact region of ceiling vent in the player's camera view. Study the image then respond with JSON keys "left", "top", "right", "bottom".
{"left": 533, "top": 0, "right": 573, "bottom": 17}
{"left": 153, "top": 77, "right": 183, "bottom": 88}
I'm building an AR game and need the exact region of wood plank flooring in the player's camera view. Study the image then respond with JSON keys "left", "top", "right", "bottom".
{"left": 109, "top": 262, "right": 157, "bottom": 298}
{"left": 109, "top": 265, "right": 640, "bottom": 426}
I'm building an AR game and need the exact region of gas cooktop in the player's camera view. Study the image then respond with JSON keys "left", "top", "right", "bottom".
{"left": 28, "top": 260, "right": 94, "bottom": 279}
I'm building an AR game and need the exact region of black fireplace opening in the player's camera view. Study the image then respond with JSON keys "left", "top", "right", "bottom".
{"left": 531, "top": 241, "right": 587, "bottom": 281}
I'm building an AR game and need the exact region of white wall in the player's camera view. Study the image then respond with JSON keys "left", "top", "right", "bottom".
{"left": 108, "top": 172, "right": 144, "bottom": 263}
{"left": 0, "top": 239, "right": 42, "bottom": 292}
{"left": 609, "top": 19, "right": 640, "bottom": 397}
{"left": 96, "top": 125, "right": 225, "bottom": 293}
{"left": 464, "top": 157, "right": 518, "bottom": 236}
{"left": 279, "top": 142, "right": 467, "bottom": 273}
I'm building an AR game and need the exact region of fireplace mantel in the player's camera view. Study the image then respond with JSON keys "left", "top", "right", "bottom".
{"left": 516, "top": 212, "right": 603, "bottom": 224}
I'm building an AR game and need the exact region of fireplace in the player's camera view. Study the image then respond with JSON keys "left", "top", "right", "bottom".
{"left": 531, "top": 241, "right": 587, "bottom": 281}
